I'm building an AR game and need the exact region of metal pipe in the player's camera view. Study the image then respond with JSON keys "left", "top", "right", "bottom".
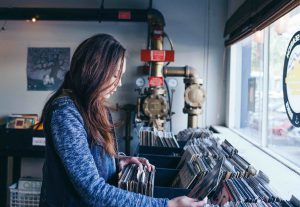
{"left": 0, "top": 8, "right": 165, "bottom": 25}
{"left": 163, "top": 66, "right": 199, "bottom": 78}
{"left": 163, "top": 66, "right": 186, "bottom": 76}
{"left": 188, "top": 114, "right": 198, "bottom": 128}
{"left": 147, "top": 9, "right": 165, "bottom": 26}
{"left": 164, "top": 66, "right": 203, "bottom": 129}
{"left": 150, "top": 24, "right": 164, "bottom": 78}
{"left": 151, "top": 62, "right": 164, "bottom": 77}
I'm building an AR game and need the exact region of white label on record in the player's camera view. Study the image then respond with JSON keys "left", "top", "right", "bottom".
{"left": 32, "top": 137, "right": 46, "bottom": 146}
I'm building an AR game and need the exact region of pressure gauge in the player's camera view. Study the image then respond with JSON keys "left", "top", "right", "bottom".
{"left": 136, "top": 77, "right": 145, "bottom": 87}
{"left": 167, "top": 78, "right": 178, "bottom": 88}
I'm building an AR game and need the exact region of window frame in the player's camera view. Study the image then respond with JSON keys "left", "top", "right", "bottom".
{"left": 228, "top": 27, "right": 300, "bottom": 175}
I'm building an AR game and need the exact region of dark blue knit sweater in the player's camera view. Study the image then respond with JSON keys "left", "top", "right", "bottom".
{"left": 39, "top": 96, "right": 168, "bottom": 207}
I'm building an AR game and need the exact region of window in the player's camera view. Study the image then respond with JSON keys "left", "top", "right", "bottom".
{"left": 268, "top": 8, "right": 300, "bottom": 167}
{"left": 230, "top": 32, "right": 265, "bottom": 144}
{"left": 229, "top": 6, "right": 300, "bottom": 169}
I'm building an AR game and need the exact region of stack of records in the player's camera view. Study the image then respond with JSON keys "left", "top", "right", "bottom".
{"left": 220, "top": 140, "right": 239, "bottom": 157}
{"left": 213, "top": 176, "right": 281, "bottom": 205}
{"left": 118, "top": 164, "right": 155, "bottom": 197}
{"left": 177, "top": 128, "right": 213, "bottom": 141}
{"left": 139, "top": 127, "right": 179, "bottom": 148}
{"left": 172, "top": 155, "right": 218, "bottom": 189}
{"left": 188, "top": 157, "right": 225, "bottom": 200}
{"left": 184, "top": 136, "right": 221, "bottom": 149}
{"left": 221, "top": 201, "right": 297, "bottom": 207}
{"left": 223, "top": 154, "right": 257, "bottom": 178}
{"left": 176, "top": 137, "right": 256, "bottom": 184}
{"left": 177, "top": 138, "right": 224, "bottom": 169}
{"left": 184, "top": 138, "right": 241, "bottom": 160}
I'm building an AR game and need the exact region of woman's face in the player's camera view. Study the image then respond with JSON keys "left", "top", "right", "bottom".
{"left": 104, "top": 58, "right": 126, "bottom": 99}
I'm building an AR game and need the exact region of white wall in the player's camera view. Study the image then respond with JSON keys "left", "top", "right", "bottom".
{"left": 205, "top": 0, "right": 227, "bottom": 127}
{"left": 0, "top": 0, "right": 228, "bottom": 177}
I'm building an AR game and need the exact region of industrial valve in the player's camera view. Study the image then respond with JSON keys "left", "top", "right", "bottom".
{"left": 183, "top": 77, "right": 205, "bottom": 128}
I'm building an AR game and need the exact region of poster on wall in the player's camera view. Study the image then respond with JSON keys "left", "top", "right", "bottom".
{"left": 26, "top": 47, "right": 70, "bottom": 91}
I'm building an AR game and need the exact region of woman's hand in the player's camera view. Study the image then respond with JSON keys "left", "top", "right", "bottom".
{"left": 168, "top": 196, "right": 207, "bottom": 207}
{"left": 118, "top": 156, "right": 155, "bottom": 172}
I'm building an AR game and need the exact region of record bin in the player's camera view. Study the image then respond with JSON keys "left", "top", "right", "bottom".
{"left": 154, "top": 168, "right": 191, "bottom": 199}
{"left": 154, "top": 186, "right": 190, "bottom": 199}
{"left": 139, "top": 154, "right": 181, "bottom": 169}
{"left": 136, "top": 141, "right": 186, "bottom": 156}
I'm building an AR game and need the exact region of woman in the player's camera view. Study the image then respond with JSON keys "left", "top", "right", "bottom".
{"left": 39, "top": 34, "right": 206, "bottom": 207}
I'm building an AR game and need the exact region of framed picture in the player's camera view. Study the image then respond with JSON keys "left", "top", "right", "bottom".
{"left": 26, "top": 47, "right": 70, "bottom": 91}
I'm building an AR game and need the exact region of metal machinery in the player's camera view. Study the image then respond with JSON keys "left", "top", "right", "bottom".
{"left": 136, "top": 12, "right": 205, "bottom": 130}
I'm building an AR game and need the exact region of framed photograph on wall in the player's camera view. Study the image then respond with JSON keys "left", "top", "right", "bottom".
{"left": 26, "top": 47, "right": 70, "bottom": 91}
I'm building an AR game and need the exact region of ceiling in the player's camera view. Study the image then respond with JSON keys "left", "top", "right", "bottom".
{"left": 0, "top": 0, "right": 150, "bottom": 9}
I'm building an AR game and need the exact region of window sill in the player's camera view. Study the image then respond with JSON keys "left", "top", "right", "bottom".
{"left": 229, "top": 127, "right": 300, "bottom": 175}
{"left": 212, "top": 125, "right": 300, "bottom": 200}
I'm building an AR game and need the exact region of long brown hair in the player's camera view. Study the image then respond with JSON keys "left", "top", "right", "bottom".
{"left": 41, "top": 34, "right": 126, "bottom": 156}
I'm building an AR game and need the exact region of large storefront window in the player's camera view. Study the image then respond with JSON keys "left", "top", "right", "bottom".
{"left": 268, "top": 7, "right": 300, "bottom": 167}
{"left": 233, "top": 34, "right": 264, "bottom": 144}
{"left": 230, "top": 6, "right": 300, "bottom": 168}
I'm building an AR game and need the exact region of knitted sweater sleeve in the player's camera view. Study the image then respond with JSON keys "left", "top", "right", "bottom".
{"left": 50, "top": 103, "right": 169, "bottom": 207}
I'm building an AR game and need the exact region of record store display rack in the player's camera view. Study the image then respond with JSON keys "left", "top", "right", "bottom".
{"left": 131, "top": 127, "right": 300, "bottom": 207}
